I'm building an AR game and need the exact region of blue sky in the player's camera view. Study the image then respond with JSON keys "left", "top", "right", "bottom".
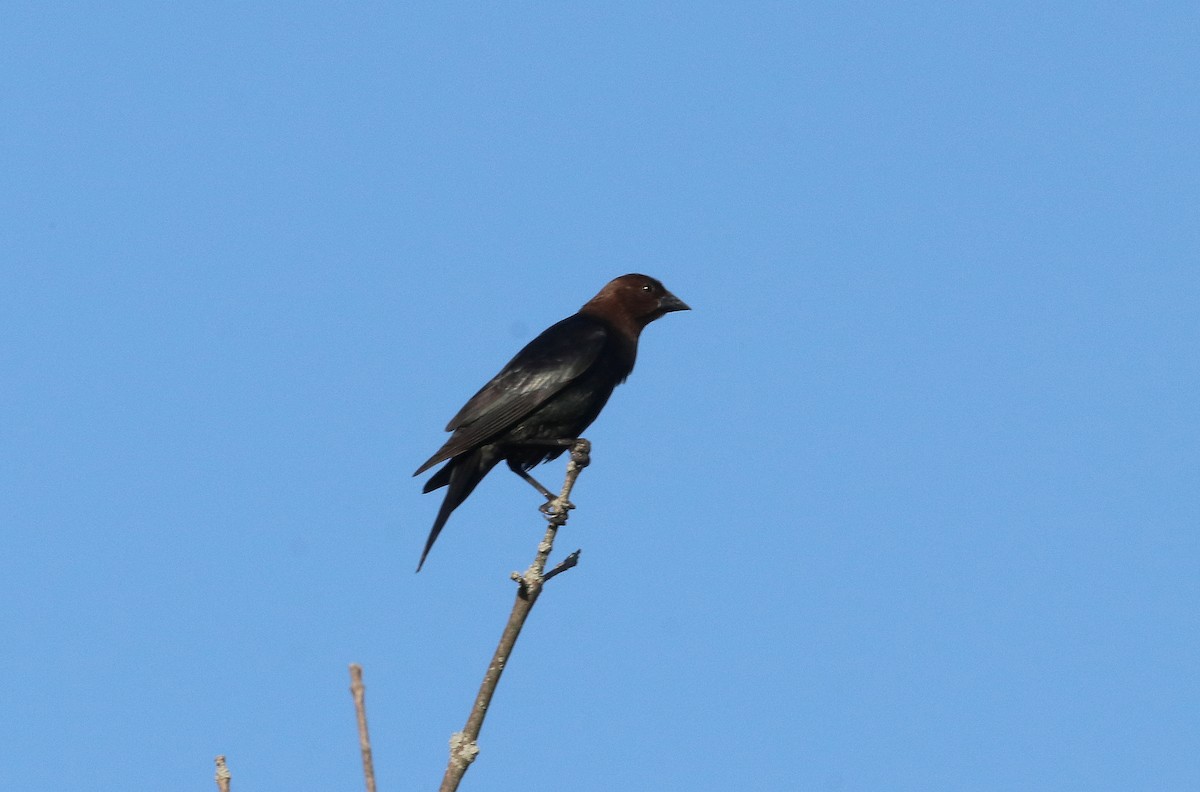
{"left": 3, "top": 3, "right": 1197, "bottom": 790}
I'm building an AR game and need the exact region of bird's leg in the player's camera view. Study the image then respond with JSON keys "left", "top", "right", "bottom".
{"left": 506, "top": 459, "right": 557, "bottom": 501}
{"left": 505, "top": 438, "right": 591, "bottom": 520}
{"left": 541, "top": 439, "right": 591, "bottom": 521}
{"left": 505, "top": 459, "right": 574, "bottom": 516}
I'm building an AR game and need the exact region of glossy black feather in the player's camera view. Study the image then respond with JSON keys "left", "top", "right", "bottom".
{"left": 414, "top": 315, "right": 609, "bottom": 476}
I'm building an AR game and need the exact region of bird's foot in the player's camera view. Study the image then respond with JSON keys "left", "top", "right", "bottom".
{"left": 539, "top": 497, "right": 575, "bottom": 520}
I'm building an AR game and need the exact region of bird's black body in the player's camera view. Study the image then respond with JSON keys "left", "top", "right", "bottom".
{"left": 414, "top": 274, "right": 688, "bottom": 570}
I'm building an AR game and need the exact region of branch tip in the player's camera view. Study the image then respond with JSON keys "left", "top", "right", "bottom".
{"left": 214, "top": 755, "right": 231, "bottom": 792}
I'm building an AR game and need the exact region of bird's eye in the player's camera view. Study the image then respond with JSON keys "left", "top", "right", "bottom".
{"left": 641, "top": 283, "right": 653, "bottom": 292}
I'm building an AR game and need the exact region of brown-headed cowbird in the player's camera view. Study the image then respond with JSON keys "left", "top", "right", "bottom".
{"left": 414, "top": 274, "right": 689, "bottom": 570}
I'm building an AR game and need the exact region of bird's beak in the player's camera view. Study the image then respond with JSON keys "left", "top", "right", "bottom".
{"left": 659, "top": 290, "right": 691, "bottom": 313}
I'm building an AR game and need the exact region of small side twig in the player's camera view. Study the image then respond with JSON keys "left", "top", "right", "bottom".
{"left": 438, "top": 439, "right": 591, "bottom": 792}
{"left": 543, "top": 549, "right": 582, "bottom": 583}
{"left": 349, "top": 664, "right": 377, "bottom": 792}
{"left": 214, "top": 755, "right": 231, "bottom": 792}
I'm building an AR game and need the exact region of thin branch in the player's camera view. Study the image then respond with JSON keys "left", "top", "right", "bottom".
{"left": 214, "top": 755, "right": 231, "bottom": 792}
{"left": 438, "top": 439, "right": 591, "bottom": 792}
{"left": 543, "top": 549, "right": 581, "bottom": 583}
{"left": 349, "top": 664, "right": 378, "bottom": 792}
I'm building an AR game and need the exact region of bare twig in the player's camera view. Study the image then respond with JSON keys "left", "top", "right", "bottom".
{"left": 543, "top": 549, "right": 582, "bottom": 583}
{"left": 214, "top": 755, "right": 231, "bottom": 792}
{"left": 349, "top": 664, "right": 378, "bottom": 792}
{"left": 438, "top": 439, "right": 591, "bottom": 792}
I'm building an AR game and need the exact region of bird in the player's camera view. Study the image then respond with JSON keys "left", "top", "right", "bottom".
{"left": 413, "top": 273, "right": 690, "bottom": 571}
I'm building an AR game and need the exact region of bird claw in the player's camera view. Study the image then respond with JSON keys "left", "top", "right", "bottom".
{"left": 539, "top": 497, "right": 575, "bottom": 519}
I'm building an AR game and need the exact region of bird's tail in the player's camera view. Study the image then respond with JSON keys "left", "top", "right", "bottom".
{"left": 417, "top": 447, "right": 499, "bottom": 572}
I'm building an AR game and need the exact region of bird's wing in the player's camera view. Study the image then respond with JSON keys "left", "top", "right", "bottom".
{"left": 413, "top": 315, "right": 608, "bottom": 475}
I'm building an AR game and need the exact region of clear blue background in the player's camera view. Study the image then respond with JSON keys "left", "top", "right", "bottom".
{"left": 3, "top": 3, "right": 1197, "bottom": 790}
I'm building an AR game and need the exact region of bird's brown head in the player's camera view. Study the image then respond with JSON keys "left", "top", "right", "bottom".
{"left": 579, "top": 274, "right": 690, "bottom": 335}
